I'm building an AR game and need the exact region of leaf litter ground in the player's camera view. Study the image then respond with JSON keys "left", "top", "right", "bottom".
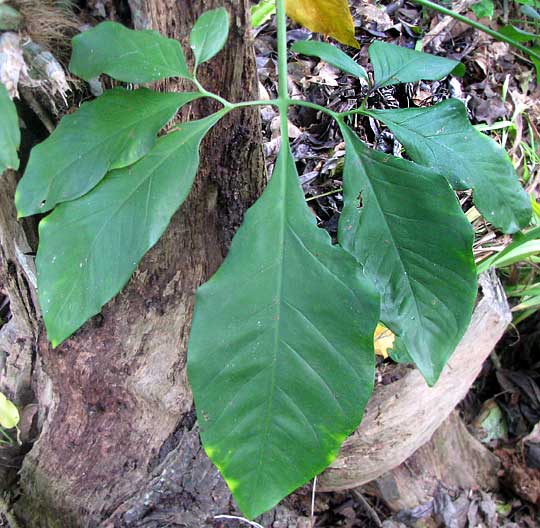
{"left": 250, "top": 0, "right": 539, "bottom": 526}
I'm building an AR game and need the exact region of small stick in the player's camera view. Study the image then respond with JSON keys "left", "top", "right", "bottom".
{"left": 214, "top": 514, "right": 265, "bottom": 528}
{"left": 352, "top": 489, "right": 383, "bottom": 528}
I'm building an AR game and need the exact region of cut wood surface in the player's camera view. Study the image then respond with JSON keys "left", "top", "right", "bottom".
{"left": 319, "top": 271, "right": 511, "bottom": 491}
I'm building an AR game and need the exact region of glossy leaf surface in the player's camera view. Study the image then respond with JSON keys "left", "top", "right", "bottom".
{"left": 369, "top": 41, "right": 464, "bottom": 87}
{"left": 188, "top": 144, "right": 379, "bottom": 519}
{"left": 0, "top": 82, "right": 20, "bottom": 172}
{"left": 37, "top": 113, "right": 222, "bottom": 347}
{"left": 16, "top": 88, "right": 199, "bottom": 217}
{"left": 70, "top": 21, "right": 191, "bottom": 82}
{"left": 286, "top": 0, "right": 359, "bottom": 48}
{"left": 291, "top": 40, "right": 368, "bottom": 81}
{"left": 367, "top": 99, "right": 531, "bottom": 233}
{"left": 338, "top": 122, "right": 476, "bottom": 385}
{"left": 190, "top": 7, "right": 230, "bottom": 67}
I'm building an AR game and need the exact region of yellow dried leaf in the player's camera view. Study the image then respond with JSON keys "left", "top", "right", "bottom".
{"left": 286, "top": 0, "right": 359, "bottom": 48}
{"left": 374, "top": 323, "right": 395, "bottom": 359}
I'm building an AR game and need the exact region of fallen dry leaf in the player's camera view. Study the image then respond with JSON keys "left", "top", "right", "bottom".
{"left": 374, "top": 323, "right": 395, "bottom": 359}
{"left": 286, "top": 0, "right": 359, "bottom": 48}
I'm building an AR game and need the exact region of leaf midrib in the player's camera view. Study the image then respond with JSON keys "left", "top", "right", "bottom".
{"left": 38, "top": 92, "right": 183, "bottom": 210}
{"left": 248, "top": 144, "right": 288, "bottom": 506}
{"left": 343, "top": 127, "right": 425, "bottom": 344}
{"left": 45, "top": 125, "right": 204, "bottom": 336}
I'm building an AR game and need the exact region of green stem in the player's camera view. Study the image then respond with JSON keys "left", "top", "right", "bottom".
{"left": 276, "top": 0, "right": 290, "bottom": 145}
{"left": 192, "top": 77, "right": 232, "bottom": 108}
{"left": 412, "top": 0, "right": 540, "bottom": 62}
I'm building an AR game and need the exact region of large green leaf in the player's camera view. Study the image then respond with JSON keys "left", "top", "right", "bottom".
{"left": 37, "top": 112, "right": 223, "bottom": 347}
{"left": 338, "top": 122, "right": 476, "bottom": 385}
{"left": 0, "top": 82, "right": 20, "bottom": 173}
{"left": 188, "top": 143, "right": 379, "bottom": 519}
{"left": 291, "top": 40, "right": 368, "bottom": 81}
{"left": 16, "top": 88, "right": 199, "bottom": 217}
{"left": 70, "top": 21, "right": 191, "bottom": 82}
{"left": 366, "top": 99, "right": 531, "bottom": 233}
{"left": 369, "top": 41, "right": 464, "bottom": 87}
{"left": 190, "top": 7, "right": 230, "bottom": 68}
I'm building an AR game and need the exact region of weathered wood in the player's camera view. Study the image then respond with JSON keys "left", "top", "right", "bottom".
{"left": 13, "top": 2, "right": 269, "bottom": 526}
{"left": 319, "top": 271, "right": 511, "bottom": 491}
{"left": 365, "top": 411, "right": 500, "bottom": 511}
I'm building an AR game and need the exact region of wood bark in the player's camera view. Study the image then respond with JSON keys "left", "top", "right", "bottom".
{"left": 1, "top": 1, "right": 283, "bottom": 526}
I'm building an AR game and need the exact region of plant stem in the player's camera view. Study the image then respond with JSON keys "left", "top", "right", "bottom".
{"left": 276, "top": 0, "right": 290, "bottom": 145}
{"left": 412, "top": 0, "right": 540, "bottom": 62}
{"left": 192, "top": 78, "right": 232, "bottom": 108}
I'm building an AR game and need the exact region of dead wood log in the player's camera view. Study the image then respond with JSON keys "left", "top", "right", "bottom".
{"left": 365, "top": 411, "right": 500, "bottom": 511}
{"left": 319, "top": 271, "right": 511, "bottom": 492}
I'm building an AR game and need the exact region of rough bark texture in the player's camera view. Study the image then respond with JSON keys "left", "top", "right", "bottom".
{"left": 6, "top": 1, "right": 272, "bottom": 526}
{"left": 319, "top": 271, "right": 511, "bottom": 492}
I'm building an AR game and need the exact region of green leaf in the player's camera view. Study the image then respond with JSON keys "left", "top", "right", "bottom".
{"left": 338, "top": 122, "right": 477, "bottom": 385}
{"left": 188, "top": 143, "right": 379, "bottom": 519}
{"left": 365, "top": 99, "right": 532, "bottom": 234}
{"left": 69, "top": 21, "right": 191, "bottom": 82}
{"left": 291, "top": 40, "right": 368, "bottom": 81}
{"left": 16, "top": 88, "right": 200, "bottom": 217}
{"left": 0, "top": 82, "right": 20, "bottom": 173}
{"left": 190, "top": 7, "right": 230, "bottom": 68}
{"left": 369, "top": 41, "right": 465, "bottom": 87}
{"left": 498, "top": 24, "right": 538, "bottom": 42}
{"left": 37, "top": 112, "right": 223, "bottom": 347}
{"left": 251, "top": 0, "right": 276, "bottom": 27}
{"left": 0, "top": 392, "right": 19, "bottom": 430}
{"left": 471, "top": 0, "right": 494, "bottom": 19}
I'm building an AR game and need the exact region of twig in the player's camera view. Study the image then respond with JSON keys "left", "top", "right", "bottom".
{"left": 310, "top": 476, "right": 317, "bottom": 525}
{"left": 352, "top": 490, "right": 383, "bottom": 528}
{"left": 214, "top": 514, "right": 265, "bottom": 528}
{"left": 19, "top": 87, "right": 55, "bottom": 133}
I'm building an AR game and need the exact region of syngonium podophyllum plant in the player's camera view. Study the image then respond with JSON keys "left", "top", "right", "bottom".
{"left": 4, "top": 0, "right": 532, "bottom": 520}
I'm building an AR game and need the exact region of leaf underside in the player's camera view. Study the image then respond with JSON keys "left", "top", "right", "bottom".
{"left": 366, "top": 99, "right": 532, "bottom": 233}
{"left": 16, "top": 88, "right": 200, "bottom": 217}
{"left": 188, "top": 143, "right": 379, "bottom": 519}
{"left": 69, "top": 21, "right": 191, "bottom": 82}
{"left": 338, "top": 122, "right": 477, "bottom": 385}
{"left": 37, "top": 113, "right": 222, "bottom": 347}
{"left": 369, "top": 41, "right": 465, "bottom": 87}
{"left": 0, "top": 82, "right": 20, "bottom": 173}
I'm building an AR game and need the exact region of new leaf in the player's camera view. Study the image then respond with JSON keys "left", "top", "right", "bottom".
{"left": 37, "top": 113, "right": 223, "bottom": 347}
{"left": 366, "top": 99, "right": 531, "bottom": 233}
{"left": 338, "top": 123, "right": 477, "bottom": 385}
{"left": 188, "top": 144, "right": 379, "bottom": 519}
{"left": 190, "top": 7, "right": 230, "bottom": 67}
{"left": 16, "top": 88, "right": 199, "bottom": 217}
